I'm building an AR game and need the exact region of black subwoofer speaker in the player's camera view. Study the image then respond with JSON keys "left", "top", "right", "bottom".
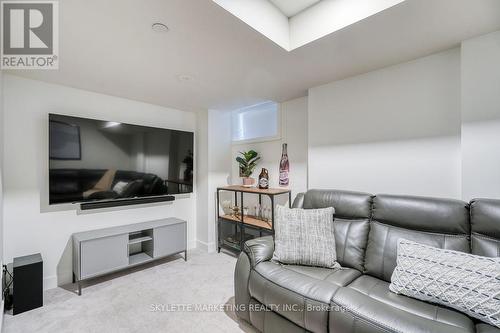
{"left": 13, "top": 253, "right": 43, "bottom": 315}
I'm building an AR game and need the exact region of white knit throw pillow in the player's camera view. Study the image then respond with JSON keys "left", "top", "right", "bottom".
{"left": 272, "top": 205, "right": 338, "bottom": 268}
{"left": 390, "top": 239, "right": 500, "bottom": 328}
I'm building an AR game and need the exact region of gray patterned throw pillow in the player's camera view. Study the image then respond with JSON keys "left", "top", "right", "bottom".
{"left": 390, "top": 239, "right": 500, "bottom": 328}
{"left": 272, "top": 205, "right": 338, "bottom": 268}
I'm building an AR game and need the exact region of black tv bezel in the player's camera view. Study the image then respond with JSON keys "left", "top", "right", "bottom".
{"left": 48, "top": 113, "right": 194, "bottom": 206}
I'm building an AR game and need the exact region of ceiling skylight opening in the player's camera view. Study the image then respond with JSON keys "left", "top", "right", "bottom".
{"left": 213, "top": 0, "right": 407, "bottom": 51}
{"left": 269, "top": 0, "right": 322, "bottom": 18}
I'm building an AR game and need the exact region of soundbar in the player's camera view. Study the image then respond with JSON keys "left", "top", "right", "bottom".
{"left": 79, "top": 195, "right": 175, "bottom": 210}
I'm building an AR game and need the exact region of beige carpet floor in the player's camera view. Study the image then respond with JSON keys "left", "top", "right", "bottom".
{"left": 3, "top": 250, "right": 257, "bottom": 333}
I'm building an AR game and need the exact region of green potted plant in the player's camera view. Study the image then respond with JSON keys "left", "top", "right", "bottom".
{"left": 236, "top": 150, "right": 260, "bottom": 187}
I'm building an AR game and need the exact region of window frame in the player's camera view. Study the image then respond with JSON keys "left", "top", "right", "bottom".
{"left": 231, "top": 102, "right": 282, "bottom": 144}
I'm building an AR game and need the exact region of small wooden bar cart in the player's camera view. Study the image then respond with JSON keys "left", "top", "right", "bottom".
{"left": 217, "top": 185, "right": 292, "bottom": 253}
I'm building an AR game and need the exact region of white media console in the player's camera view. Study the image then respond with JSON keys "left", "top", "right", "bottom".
{"left": 72, "top": 218, "right": 187, "bottom": 295}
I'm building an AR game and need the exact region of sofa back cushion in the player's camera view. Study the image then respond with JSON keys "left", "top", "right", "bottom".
{"left": 300, "top": 189, "right": 373, "bottom": 271}
{"left": 303, "top": 189, "right": 372, "bottom": 218}
{"left": 470, "top": 199, "right": 500, "bottom": 257}
{"left": 366, "top": 194, "right": 470, "bottom": 282}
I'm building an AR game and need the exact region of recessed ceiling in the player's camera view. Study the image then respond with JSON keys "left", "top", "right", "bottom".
{"left": 269, "top": 0, "right": 321, "bottom": 17}
{"left": 213, "top": 0, "right": 407, "bottom": 50}
{"left": 7, "top": 0, "right": 500, "bottom": 112}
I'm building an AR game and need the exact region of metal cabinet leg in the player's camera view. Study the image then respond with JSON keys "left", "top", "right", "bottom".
{"left": 184, "top": 250, "right": 188, "bottom": 261}
{"left": 77, "top": 281, "right": 82, "bottom": 296}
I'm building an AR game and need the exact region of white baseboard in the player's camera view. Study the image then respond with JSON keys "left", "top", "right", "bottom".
{"left": 196, "top": 239, "right": 216, "bottom": 253}
{"left": 188, "top": 239, "right": 197, "bottom": 250}
{"left": 43, "top": 275, "right": 58, "bottom": 291}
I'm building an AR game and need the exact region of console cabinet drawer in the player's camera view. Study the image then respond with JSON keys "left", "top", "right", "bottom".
{"left": 80, "top": 234, "right": 128, "bottom": 279}
{"left": 154, "top": 223, "right": 186, "bottom": 258}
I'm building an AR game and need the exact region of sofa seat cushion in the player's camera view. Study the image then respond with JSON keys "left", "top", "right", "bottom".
{"left": 477, "top": 324, "right": 500, "bottom": 333}
{"left": 329, "top": 275, "right": 475, "bottom": 333}
{"left": 248, "top": 298, "right": 307, "bottom": 333}
{"left": 284, "top": 265, "right": 362, "bottom": 287}
{"left": 249, "top": 261, "right": 361, "bottom": 333}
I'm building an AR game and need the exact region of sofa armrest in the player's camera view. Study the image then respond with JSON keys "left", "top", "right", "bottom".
{"left": 292, "top": 192, "right": 305, "bottom": 208}
{"left": 243, "top": 236, "right": 274, "bottom": 267}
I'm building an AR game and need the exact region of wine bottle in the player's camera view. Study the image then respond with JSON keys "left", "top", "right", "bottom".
{"left": 258, "top": 168, "right": 269, "bottom": 189}
{"left": 279, "top": 143, "right": 289, "bottom": 186}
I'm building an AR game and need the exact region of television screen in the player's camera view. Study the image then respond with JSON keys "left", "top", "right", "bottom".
{"left": 49, "top": 114, "right": 194, "bottom": 205}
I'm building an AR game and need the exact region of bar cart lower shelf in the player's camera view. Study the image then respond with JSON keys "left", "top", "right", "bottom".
{"left": 219, "top": 214, "right": 272, "bottom": 230}
{"left": 217, "top": 185, "right": 291, "bottom": 253}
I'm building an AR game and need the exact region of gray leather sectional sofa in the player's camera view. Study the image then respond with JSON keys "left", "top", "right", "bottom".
{"left": 234, "top": 189, "right": 500, "bottom": 333}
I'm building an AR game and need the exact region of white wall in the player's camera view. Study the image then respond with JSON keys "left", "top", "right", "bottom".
{"left": 196, "top": 97, "right": 308, "bottom": 250}
{"left": 197, "top": 97, "right": 308, "bottom": 251}
{"left": 195, "top": 109, "right": 232, "bottom": 252}
{"left": 2, "top": 75, "right": 197, "bottom": 289}
{"left": 308, "top": 49, "right": 462, "bottom": 198}
{"left": 0, "top": 69, "right": 4, "bottom": 327}
{"left": 231, "top": 97, "right": 308, "bottom": 198}
{"left": 196, "top": 110, "right": 209, "bottom": 249}
{"left": 207, "top": 110, "right": 232, "bottom": 250}
{"left": 461, "top": 30, "right": 500, "bottom": 200}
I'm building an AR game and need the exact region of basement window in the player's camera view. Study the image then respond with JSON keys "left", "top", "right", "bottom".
{"left": 231, "top": 101, "right": 280, "bottom": 142}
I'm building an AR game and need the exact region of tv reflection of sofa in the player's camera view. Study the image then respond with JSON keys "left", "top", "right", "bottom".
{"left": 49, "top": 169, "right": 168, "bottom": 204}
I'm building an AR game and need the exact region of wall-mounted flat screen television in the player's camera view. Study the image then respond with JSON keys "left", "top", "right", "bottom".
{"left": 49, "top": 114, "right": 194, "bottom": 205}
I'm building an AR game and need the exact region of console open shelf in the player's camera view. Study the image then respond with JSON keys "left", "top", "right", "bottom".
{"left": 128, "top": 229, "right": 153, "bottom": 264}
{"left": 128, "top": 236, "right": 153, "bottom": 245}
{"left": 129, "top": 252, "right": 153, "bottom": 265}
{"left": 129, "top": 230, "right": 153, "bottom": 245}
